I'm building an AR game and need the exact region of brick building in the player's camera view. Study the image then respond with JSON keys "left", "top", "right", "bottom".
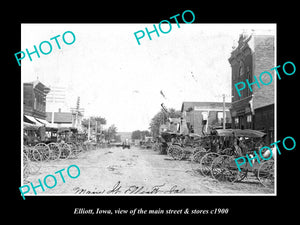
{"left": 23, "top": 80, "right": 50, "bottom": 123}
{"left": 228, "top": 32, "right": 275, "bottom": 144}
{"left": 181, "top": 102, "right": 231, "bottom": 135}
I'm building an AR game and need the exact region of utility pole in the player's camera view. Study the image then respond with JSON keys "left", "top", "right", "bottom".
{"left": 51, "top": 91, "right": 55, "bottom": 124}
{"left": 95, "top": 120, "right": 98, "bottom": 142}
{"left": 88, "top": 117, "right": 91, "bottom": 141}
{"left": 70, "top": 97, "right": 84, "bottom": 130}
{"left": 223, "top": 94, "right": 226, "bottom": 129}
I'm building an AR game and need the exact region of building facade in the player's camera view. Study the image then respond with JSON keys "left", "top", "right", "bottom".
{"left": 46, "top": 108, "right": 83, "bottom": 129}
{"left": 24, "top": 80, "right": 50, "bottom": 121}
{"left": 181, "top": 102, "right": 231, "bottom": 135}
{"left": 228, "top": 32, "right": 275, "bottom": 144}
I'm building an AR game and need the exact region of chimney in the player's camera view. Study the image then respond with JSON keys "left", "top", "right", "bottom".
{"left": 58, "top": 108, "right": 61, "bottom": 112}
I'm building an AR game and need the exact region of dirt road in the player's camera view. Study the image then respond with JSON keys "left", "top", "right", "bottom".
{"left": 23, "top": 146, "right": 274, "bottom": 197}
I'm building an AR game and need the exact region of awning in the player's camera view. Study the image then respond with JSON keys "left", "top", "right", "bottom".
{"left": 23, "top": 121, "right": 40, "bottom": 130}
{"left": 35, "top": 118, "right": 52, "bottom": 126}
{"left": 35, "top": 117, "right": 59, "bottom": 129}
{"left": 35, "top": 118, "right": 48, "bottom": 124}
{"left": 215, "top": 129, "right": 266, "bottom": 138}
{"left": 24, "top": 115, "right": 43, "bottom": 126}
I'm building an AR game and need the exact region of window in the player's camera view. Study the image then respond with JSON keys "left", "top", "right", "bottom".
{"left": 37, "top": 95, "right": 41, "bottom": 111}
{"left": 239, "top": 61, "right": 245, "bottom": 77}
{"left": 202, "top": 112, "right": 208, "bottom": 121}
{"left": 246, "top": 114, "right": 252, "bottom": 129}
{"left": 234, "top": 117, "right": 239, "bottom": 127}
{"left": 217, "top": 112, "right": 223, "bottom": 124}
{"left": 247, "top": 114, "right": 252, "bottom": 122}
{"left": 34, "top": 96, "right": 37, "bottom": 110}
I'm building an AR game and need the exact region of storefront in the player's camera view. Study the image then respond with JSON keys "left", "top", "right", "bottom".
{"left": 230, "top": 96, "right": 253, "bottom": 130}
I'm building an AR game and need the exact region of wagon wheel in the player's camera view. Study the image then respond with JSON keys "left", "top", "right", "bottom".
{"left": 166, "top": 144, "right": 172, "bottom": 155}
{"left": 153, "top": 143, "right": 158, "bottom": 151}
{"left": 211, "top": 155, "right": 247, "bottom": 182}
{"left": 59, "top": 143, "right": 71, "bottom": 159}
{"left": 258, "top": 160, "right": 274, "bottom": 188}
{"left": 153, "top": 143, "right": 161, "bottom": 151}
{"left": 182, "top": 146, "right": 194, "bottom": 159}
{"left": 193, "top": 146, "right": 206, "bottom": 155}
{"left": 168, "top": 145, "right": 184, "bottom": 160}
{"left": 199, "top": 152, "right": 219, "bottom": 176}
{"left": 34, "top": 143, "right": 50, "bottom": 161}
{"left": 23, "top": 145, "right": 41, "bottom": 174}
{"left": 81, "top": 143, "right": 88, "bottom": 152}
{"left": 74, "top": 143, "right": 82, "bottom": 155}
{"left": 191, "top": 148, "right": 207, "bottom": 174}
{"left": 29, "top": 146, "right": 43, "bottom": 161}
{"left": 67, "top": 142, "right": 80, "bottom": 158}
{"left": 159, "top": 143, "right": 168, "bottom": 155}
{"left": 23, "top": 145, "right": 29, "bottom": 156}
{"left": 157, "top": 143, "right": 162, "bottom": 153}
{"left": 77, "top": 143, "right": 84, "bottom": 153}
{"left": 47, "top": 142, "right": 61, "bottom": 160}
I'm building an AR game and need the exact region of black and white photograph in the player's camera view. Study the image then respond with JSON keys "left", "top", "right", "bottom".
{"left": 6, "top": 2, "right": 299, "bottom": 220}
{"left": 20, "top": 23, "right": 277, "bottom": 198}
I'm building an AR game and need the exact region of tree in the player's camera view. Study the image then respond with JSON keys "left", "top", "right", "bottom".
{"left": 131, "top": 130, "right": 151, "bottom": 140}
{"left": 103, "top": 124, "right": 118, "bottom": 141}
{"left": 82, "top": 116, "right": 107, "bottom": 133}
{"left": 131, "top": 130, "right": 142, "bottom": 140}
{"left": 149, "top": 108, "right": 181, "bottom": 137}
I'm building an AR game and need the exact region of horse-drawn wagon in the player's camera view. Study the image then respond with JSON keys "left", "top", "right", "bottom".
{"left": 190, "top": 129, "right": 274, "bottom": 187}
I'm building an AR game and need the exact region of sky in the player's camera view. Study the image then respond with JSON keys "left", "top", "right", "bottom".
{"left": 21, "top": 23, "right": 276, "bottom": 132}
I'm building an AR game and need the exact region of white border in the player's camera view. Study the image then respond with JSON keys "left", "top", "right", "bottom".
{"left": 20, "top": 23, "right": 277, "bottom": 197}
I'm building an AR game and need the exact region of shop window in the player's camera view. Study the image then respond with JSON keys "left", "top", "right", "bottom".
{"left": 239, "top": 61, "right": 245, "bottom": 77}
{"left": 34, "top": 97, "right": 37, "bottom": 110}
{"left": 247, "top": 114, "right": 252, "bottom": 122}
{"left": 246, "top": 114, "right": 252, "bottom": 129}
{"left": 234, "top": 117, "right": 239, "bottom": 128}
{"left": 234, "top": 117, "right": 239, "bottom": 124}
{"left": 217, "top": 112, "right": 223, "bottom": 124}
